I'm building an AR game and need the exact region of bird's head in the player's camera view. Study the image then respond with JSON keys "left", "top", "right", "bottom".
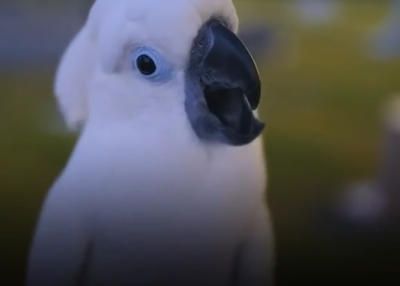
{"left": 55, "top": 0, "right": 264, "bottom": 146}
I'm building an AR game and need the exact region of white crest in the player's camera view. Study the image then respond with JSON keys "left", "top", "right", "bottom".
{"left": 54, "top": 0, "right": 238, "bottom": 130}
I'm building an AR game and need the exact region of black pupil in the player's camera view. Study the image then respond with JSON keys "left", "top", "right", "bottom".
{"left": 137, "top": 55, "right": 156, "bottom": 75}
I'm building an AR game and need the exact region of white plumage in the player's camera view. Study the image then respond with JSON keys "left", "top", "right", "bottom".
{"left": 26, "top": 1, "right": 274, "bottom": 285}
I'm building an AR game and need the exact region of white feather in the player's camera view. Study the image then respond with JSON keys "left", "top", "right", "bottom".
{"left": 27, "top": 1, "right": 274, "bottom": 285}
{"left": 54, "top": 25, "right": 93, "bottom": 130}
{"left": 53, "top": 0, "right": 123, "bottom": 130}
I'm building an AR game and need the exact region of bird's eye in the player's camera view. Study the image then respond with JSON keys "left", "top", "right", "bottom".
{"left": 131, "top": 47, "right": 173, "bottom": 83}
{"left": 136, "top": 55, "right": 157, "bottom": 75}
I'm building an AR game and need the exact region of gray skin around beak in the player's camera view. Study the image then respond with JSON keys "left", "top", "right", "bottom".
{"left": 185, "top": 19, "right": 265, "bottom": 146}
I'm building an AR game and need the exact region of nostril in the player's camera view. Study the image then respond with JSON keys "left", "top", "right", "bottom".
{"left": 198, "top": 35, "right": 206, "bottom": 47}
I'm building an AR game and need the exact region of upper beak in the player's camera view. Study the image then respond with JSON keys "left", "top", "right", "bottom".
{"left": 197, "top": 20, "right": 261, "bottom": 110}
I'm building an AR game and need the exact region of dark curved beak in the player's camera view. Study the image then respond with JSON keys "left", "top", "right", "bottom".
{"left": 198, "top": 20, "right": 261, "bottom": 110}
{"left": 185, "top": 19, "right": 264, "bottom": 146}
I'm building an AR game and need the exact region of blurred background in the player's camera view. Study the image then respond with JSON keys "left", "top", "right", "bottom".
{"left": 1, "top": 0, "right": 400, "bottom": 285}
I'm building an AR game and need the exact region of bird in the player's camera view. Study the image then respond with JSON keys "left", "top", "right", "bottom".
{"left": 25, "top": 0, "right": 274, "bottom": 285}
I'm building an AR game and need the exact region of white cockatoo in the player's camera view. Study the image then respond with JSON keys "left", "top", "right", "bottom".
{"left": 26, "top": 0, "right": 274, "bottom": 285}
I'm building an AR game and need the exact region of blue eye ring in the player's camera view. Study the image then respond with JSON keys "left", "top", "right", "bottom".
{"left": 131, "top": 46, "right": 174, "bottom": 83}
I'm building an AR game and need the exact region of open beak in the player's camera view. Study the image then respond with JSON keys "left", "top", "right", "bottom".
{"left": 185, "top": 19, "right": 265, "bottom": 146}
{"left": 199, "top": 20, "right": 261, "bottom": 110}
